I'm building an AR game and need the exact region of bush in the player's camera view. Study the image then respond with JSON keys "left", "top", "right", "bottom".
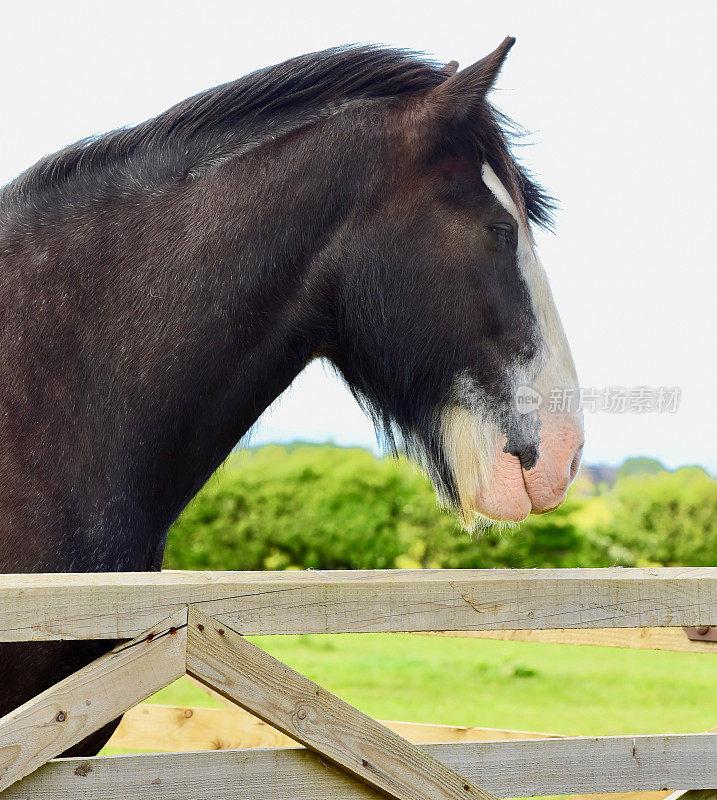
{"left": 596, "top": 468, "right": 717, "bottom": 567}
{"left": 165, "top": 445, "right": 421, "bottom": 571}
{"left": 163, "top": 444, "right": 714, "bottom": 572}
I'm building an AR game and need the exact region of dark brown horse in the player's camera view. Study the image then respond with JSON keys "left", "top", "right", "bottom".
{"left": 0, "top": 39, "right": 583, "bottom": 754}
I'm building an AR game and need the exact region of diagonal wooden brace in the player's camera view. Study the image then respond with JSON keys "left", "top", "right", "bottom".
{"left": 0, "top": 608, "right": 187, "bottom": 793}
{"left": 186, "top": 606, "right": 499, "bottom": 800}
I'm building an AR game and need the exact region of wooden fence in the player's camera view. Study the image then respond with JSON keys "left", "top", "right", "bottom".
{"left": 0, "top": 567, "right": 715, "bottom": 799}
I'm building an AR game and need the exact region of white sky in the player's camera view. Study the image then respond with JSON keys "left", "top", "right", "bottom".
{"left": 1, "top": 0, "right": 715, "bottom": 470}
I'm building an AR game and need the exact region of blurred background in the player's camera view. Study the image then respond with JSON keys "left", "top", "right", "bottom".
{"left": 2, "top": 0, "right": 715, "bottom": 771}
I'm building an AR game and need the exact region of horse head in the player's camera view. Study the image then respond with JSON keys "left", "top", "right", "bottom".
{"left": 323, "top": 39, "right": 584, "bottom": 524}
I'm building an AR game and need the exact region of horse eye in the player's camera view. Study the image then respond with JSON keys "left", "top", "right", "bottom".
{"left": 486, "top": 223, "right": 516, "bottom": 246}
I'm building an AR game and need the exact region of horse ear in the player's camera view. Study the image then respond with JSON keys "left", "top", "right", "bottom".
{"left": 427, "top": 37, "right": 515, "bottom": 122}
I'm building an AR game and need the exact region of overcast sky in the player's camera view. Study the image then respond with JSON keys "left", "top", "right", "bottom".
{"left": 1, "top": 0, "right": 715, "bottom": 470}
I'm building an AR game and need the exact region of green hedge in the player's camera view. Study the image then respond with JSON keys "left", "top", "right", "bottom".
{"left": 600, "top": 468, "right": 717, "bottom": 567}
{"left": 163, "top": 444, "right": 716, "bottom": 571}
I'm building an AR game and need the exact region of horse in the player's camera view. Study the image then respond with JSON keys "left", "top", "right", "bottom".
{"left": 0, "top": 38, "right": 583, "bottom": 755}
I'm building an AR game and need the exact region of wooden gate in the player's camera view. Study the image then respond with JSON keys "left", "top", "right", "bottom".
{"left": 0, "top": 568, "right": 715, "bottom": 798}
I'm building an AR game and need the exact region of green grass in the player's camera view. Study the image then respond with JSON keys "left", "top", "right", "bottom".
{"left": 142, "top": 634, "right": 714, "bottom": 736}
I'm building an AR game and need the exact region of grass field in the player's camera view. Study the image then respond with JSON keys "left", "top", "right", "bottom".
{"left": 139, "top": 633, "right": 714, "bottom": 736}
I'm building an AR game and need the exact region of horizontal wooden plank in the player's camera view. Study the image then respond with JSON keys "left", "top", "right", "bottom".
{"left": 0, "top": 568, "right": 714, "bottom": 640}
{"left": 0, "top": 609, "right": 187, "bottom": 793}
{"left": 4, "top": 733, "right": 715, "bottom": 798}
{"left": 110, "top": 703, "right": 298, "bottom": 751}
{"left": 428, "top": 626, "right": 717, "bottom": 652}
{"left": 567, "top": 794, "right": 671, "bottom": 800}
{"left": 108, "top": 703, "right": 559, "bottom": 751}
{"left": 186, "top": 606, "right": 498, "bottom": 800}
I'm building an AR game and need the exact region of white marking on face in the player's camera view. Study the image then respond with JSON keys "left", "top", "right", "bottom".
{"left": 437, "top": 162, "right": 582, "bottom": 525}
{"left": 480, "top": 162, "right": 580, "bottom": 412}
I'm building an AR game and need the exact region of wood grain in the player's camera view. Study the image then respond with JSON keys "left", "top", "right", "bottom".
{"left": 568, "top": 794, "right": 675, "bottom": 800}
{"left": 4, "top": 733, "right": 715, "bottom": 798}
{"left": 107, "top": 702, "right": 559, "bottom": 752}
{"left": 0, "top": 609, "right": 187, "bottom": 792}
{"left": 186, "top": 606, "right": 499, "bottom": 800}
{"left": 1, "top": 567, "right": 714, "bottom": 640}
{"left": 428, "top": 626, "right": 717, "bottom": 653}
{"left": 110, "top": 703, "right": 298, "bottom": 751}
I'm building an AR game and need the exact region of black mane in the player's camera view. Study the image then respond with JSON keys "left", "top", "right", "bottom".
{"left": 0, "top": 45, "right": 553, "bottom": 227}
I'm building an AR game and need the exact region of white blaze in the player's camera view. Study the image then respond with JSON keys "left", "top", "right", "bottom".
{"left": 439, "top": 162, "right": 582, "bottom": 525}
{"left": 480, "top": 162, "right": 580, "bottom": 402}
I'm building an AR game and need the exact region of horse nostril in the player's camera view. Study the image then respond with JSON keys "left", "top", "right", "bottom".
{"left": 513, "top": 444, "right": 538, "bottom": 471}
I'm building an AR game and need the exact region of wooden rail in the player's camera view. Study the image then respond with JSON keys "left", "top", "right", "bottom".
{"left": 109, "top": 703, "right": 560, "bottom": 751}
{"left": 1, "top": 734, "right": 714, "bottom": 798}
{"left": 429, "top": 626, "right": 717, "bottom": 652}
{"left": 107, "top": 704, "right": 716, "bottom": 800}
{"left": 0, "top": 569, "right": 714, "bottom": 799}
{"left": 1, "top": 567, "right": 714, "bottom": 640}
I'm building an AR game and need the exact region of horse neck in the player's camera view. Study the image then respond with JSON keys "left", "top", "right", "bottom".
{"left": 0, "top": 117, "right": 381, "bottom": 572}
